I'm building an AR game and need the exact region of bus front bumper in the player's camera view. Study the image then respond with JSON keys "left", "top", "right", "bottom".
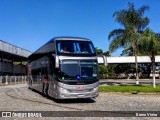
{"left": 57, "top": 86, "right": 99, "bottom": 99}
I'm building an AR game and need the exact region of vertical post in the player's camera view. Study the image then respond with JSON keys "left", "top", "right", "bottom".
{"left": 12, "top": 59, "right": 14, "bottom": 84}
{"left": 0, "top": 52, "right": 2, "bottom": 85}
{"left": 0, "top": 76, "right": 2, "bottom": 85}
{"left": 126, "top": 63, "right": 129, "bottom": 79}
{"left": 135, "top": 55, "right": 139, "bottom": 85}
{"left": 12, "top": 58, "right": 14, "bottom": 77}
{"left": 6, "top": 57, "right": 9, "bottom": 84}
{"left": 5, "top": 75, "right": 8, "bottom": 85}
{"left": 25, "top": 63, "right": 27, "bottom": 83}
{"left": 21, "top": 61, "right": 23, "bottom": 83}
{"left": 1, "top": 51, "right": 4, "bottom": 85}
{"left": 0, "top": 55, "right": 2, "bottom": 84}
{"left": 15, "top": 76, "right": 16, "bottom": 84}
{"left": 1, "top": 51, "right": 3, "bottom": 77}
{"left": 134, "top": 40, "right": 139, "bottom": 85}
{"left": 152, "top": 55, "right": 156, "bottom": 88}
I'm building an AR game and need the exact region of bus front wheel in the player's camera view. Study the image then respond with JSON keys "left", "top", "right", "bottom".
{"left": 42, "top": 83, "right": 49, "bottom": 97}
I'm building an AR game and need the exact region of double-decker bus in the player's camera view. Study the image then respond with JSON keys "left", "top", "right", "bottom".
{"left": 28, "top": 37, "right": 99, "bottom": 99}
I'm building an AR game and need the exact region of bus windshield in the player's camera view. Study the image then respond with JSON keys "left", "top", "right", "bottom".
{"left": 58, "top": 60, "right": 98, "bottom": 81}
{"left": 56, "top": 40, "right": 95, "bottom": 55}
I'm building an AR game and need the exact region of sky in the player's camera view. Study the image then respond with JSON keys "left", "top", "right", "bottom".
{"left": 0, "top": 0, "right": 160, "bottom": 56}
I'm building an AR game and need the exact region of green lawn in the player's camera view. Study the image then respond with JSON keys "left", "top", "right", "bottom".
{"left": 99, "top": 85, "right": 160, "bottom": 93}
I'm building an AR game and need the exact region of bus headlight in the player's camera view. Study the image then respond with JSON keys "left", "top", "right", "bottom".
{"left": 59, "top": 87, "right": 68, "bottom": 93}
{"left": 93, "top": 87, "right": 99, "bottom": 91}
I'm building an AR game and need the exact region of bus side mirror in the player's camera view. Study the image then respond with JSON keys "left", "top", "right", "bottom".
{"left": 97, "top": 55, "right": 107, "bottom": 67}
{"left": 52, "top": 54, "right": 59, "bottom": 68}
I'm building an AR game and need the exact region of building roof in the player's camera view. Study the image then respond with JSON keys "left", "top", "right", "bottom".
{"left": 0, "top": 40, "right": 32, "bottom": 57}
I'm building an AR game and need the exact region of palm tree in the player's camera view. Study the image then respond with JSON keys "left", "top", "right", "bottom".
{"left": 95, "top": 47, "right": 103, "bottom": 54}
{"left": 108, "top": 2, "right": 149, "bottom": 84}
{"left": 139, "top": 28, "right": 160, "bottom": 88}
{"left": 102, "top": 51, "right": 110, "bottom": 56}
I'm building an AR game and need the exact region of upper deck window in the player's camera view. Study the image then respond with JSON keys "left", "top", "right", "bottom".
{"left": 56, "top": 40, "right": 95, "bottom": 55}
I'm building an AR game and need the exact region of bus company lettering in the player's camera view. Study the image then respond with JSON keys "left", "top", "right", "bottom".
{"left": 78, "top": 86, "right": 85, "bottom": 90}
{"left": 12, "top": 112, "right": 42, "bottom": 117}
{"left": 136, "top": 112, "right": 158, "bottom": 117}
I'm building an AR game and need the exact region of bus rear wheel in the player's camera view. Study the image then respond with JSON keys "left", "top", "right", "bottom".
{"left": 28, "top": 79, "right": 32, "bottom": 90}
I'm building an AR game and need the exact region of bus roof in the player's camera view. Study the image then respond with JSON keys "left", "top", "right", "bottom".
{"left": 49, "top": 36, "right": 91, "bottom": 42}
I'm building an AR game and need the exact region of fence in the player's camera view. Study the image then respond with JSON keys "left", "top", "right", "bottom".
{"left": 0, "top": 76, "right": 27, "bottom": 85}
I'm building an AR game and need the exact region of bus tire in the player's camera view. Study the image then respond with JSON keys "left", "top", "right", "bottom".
{"left": 42, "top": 83, "right": 45, "bottom": 96}
{"left": 28, "top": 79, "right": 32, "bottom": 90}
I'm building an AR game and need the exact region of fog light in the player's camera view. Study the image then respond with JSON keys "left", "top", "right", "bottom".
{"left": 93, "top": 87, "right": 98, "bottom": 91}
{"left": 60, "top": 93, "right": 64, "bottom": 97}
{"left": 59, "top": 87, "right": 68, "bottom": 93}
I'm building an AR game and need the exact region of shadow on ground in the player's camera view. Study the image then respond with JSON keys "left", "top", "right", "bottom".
{"left": 30, "top": 88, "right": 96, "bottom": 104}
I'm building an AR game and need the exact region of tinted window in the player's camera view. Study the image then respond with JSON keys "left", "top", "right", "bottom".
{"left": 58, "top": 60, "right": 98, "bottom": 81}
{"left": 59, "top": 60, "right": 79, "bottom": 80}
{"left": 56, "top": 40, "right": 95, "bottom": 55}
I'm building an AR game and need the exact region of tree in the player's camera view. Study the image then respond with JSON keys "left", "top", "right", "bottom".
{"left": 102, "top": 51, "right": 110, "bottom": 56}
{"left": 121, "top": 47, "right": 152, "bottom": 78}
{"left": 108, "top": 2, "right": 149, "bottom": 84}
{"left": 121, "top": 46, "right": 134, "bottom": 56}
{"left": 95, "top": 47, "right": 103, "bottom": 54}
{"left": 99, "top": 65, "right": 108, "bottom": 78}
{"left": 139, "top": 28, "right": 160, "bottom": 88}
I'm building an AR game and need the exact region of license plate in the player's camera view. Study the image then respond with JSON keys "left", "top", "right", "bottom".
{"left": 77, "top": 86, "right": 85, "bottom": 90}
{"left": 78, "top": 94, "right": 85, "bottom": 97}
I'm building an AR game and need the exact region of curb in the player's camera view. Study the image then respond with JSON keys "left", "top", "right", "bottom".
{"left": 0, "top": 82, "right": 27, "bottom": 86}
{"left": 99, "top": 91, "right": 160, "bottom": 95}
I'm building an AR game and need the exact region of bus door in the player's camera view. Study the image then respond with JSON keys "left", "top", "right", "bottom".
{"left": 41, "top": 67, "right": 49, "bottom": 84}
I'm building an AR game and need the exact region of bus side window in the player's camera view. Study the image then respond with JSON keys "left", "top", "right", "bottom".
{"left": 49, "top": 56, "right": 56, "bottom": 76}
{"left": 41, "top": 67, "right": 47, "bottom": 77}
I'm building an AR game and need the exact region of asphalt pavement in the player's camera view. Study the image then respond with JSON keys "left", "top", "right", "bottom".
{"left": 0, "top": 84, "right": 160, "bottom": 119}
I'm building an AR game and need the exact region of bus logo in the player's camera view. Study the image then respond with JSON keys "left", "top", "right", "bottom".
{"left": 2, "top": 112, "right": 11, "bottom": 117}
{"left": 77, "top": 86, "right": 85, "bottom": 90}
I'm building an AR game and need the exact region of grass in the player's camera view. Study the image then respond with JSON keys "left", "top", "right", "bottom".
{"left": 99, "top": 84, "right": 160, "bottom": 93}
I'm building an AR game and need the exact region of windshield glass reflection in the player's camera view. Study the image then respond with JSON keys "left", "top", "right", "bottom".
{"left": 56, "top": 41, "right": 95, "bottom": 54}
{"left": 58, "top": 60, "right": 98, "bottom": 81}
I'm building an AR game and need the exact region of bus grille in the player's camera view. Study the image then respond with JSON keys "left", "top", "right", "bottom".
{"left": 69, "top": 89, "right": 92, "bottom": 93}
